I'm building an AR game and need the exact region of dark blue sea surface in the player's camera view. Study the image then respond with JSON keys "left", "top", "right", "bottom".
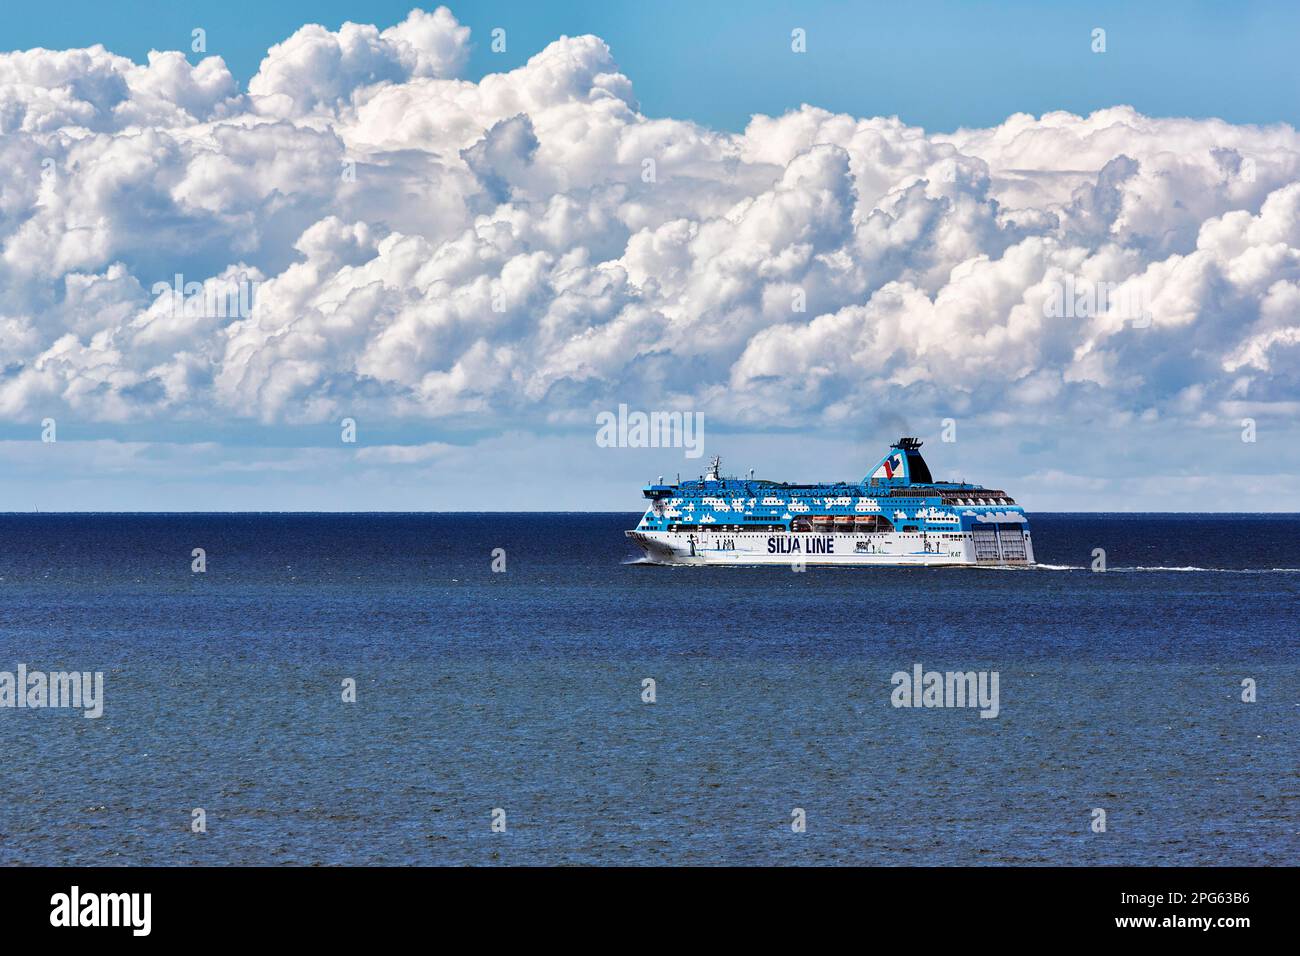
{"left": 0, "top": 513, "right": 1296, "bottom": 866}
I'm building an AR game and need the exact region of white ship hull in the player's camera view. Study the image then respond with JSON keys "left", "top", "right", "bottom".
{"left": 626, "top": 529, "right": 1035, "bottom": 567}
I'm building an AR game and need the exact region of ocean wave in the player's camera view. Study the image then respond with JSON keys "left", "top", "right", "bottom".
{"left": 994, "top": 564, "right": 1300, "bottom": 573}
{"left": 1108, "top": 566, "right": 1300, "bottom": 573}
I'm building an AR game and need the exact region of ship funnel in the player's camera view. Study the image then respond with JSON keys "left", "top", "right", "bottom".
{"left": 863, "top": 437, "right": 933, "bottom": 485}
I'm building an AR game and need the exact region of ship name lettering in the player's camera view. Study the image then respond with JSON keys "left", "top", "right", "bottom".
{"left": 767, "top": 536, "right": 834, "bottom": 554}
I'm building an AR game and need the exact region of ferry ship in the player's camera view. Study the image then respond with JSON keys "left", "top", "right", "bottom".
{"left": 626, "top": 438, "right": 1034, "bottom": 566}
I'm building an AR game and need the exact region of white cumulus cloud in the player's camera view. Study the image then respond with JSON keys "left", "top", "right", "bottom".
{"left": 0, "top": 4, "right": 1297, "bottom": 456}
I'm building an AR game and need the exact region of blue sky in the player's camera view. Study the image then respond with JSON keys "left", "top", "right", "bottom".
{"left": 5, "top": 0, "right": 1300, "bottom": 132}
{"left": 1, "top": 2, "right": 1299, "bottom": 511}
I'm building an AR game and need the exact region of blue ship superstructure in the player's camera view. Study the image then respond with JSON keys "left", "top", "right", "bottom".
{"left": 626, "top": 437, "right": 1034, "bottom": 566}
